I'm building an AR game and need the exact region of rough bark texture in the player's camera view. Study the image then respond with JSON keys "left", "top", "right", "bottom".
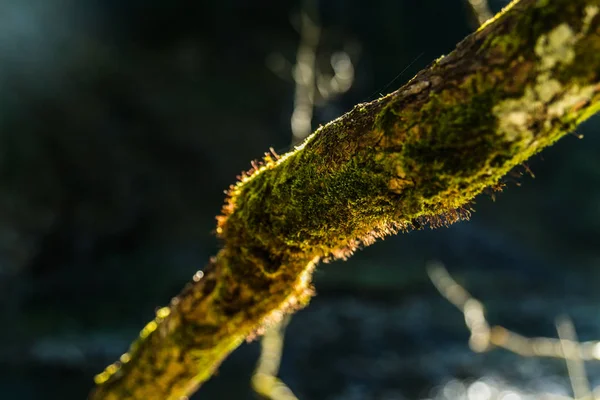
{"left": 90, "top": 0, "right": 600, "bottom": 398}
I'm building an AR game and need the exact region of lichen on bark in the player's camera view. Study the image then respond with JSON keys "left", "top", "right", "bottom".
{"left": 89, "top": 0, "right": 600, "bottom": 399}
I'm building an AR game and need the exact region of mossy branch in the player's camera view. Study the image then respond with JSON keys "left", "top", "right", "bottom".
{"left": 89, "top": 0, "right": 600, "bottom": 398}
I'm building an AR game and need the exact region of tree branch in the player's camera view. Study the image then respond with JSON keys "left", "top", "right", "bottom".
{"left": 90, "top": 0, "right": 600, "bottom": 398}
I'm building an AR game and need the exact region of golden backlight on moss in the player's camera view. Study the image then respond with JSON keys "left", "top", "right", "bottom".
{"left": 119, "top": 353, "right": 131, "bottom": 364}
{"left": 140, "top": 321, "right": 157, "bottom": 339}
{"left": 90, "top": 0, "right": 600, "bottom": 398}
{"left": 156, "top": 307, "right": 170, "bottom": 319}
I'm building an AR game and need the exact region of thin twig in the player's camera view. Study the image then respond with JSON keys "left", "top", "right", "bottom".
{"left": 291, "top": 0, "right": 321, "bottom": 144}
{"left": 427, "top": 261, "right": 600, "bottom": 400}
{"left": 556, "top": 316, "right": 593, "bottom": 400}
{"left": 252, "top": 316, "right": 298, "bottom": 400}
{"left": 427, "top": 261, "right": 600, "bottom": 360}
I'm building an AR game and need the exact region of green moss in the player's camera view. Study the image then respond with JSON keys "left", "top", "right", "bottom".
{"left": 372, "top": 66, "right": 519, "bottom": 222}
{"left": 577, "top": 93, "right": 600, "bottom": 123}
{"left": 480, "top": 0, "right": 598, "bottom": 62}
{"left": 555, "top": 6, "right": 600, "bottom": 85}
{"left": 91, "top": 1, "right": 600, "bottom": 399}
{"left": 232, "top": 148, "right": 393, "bottom": 254}
{"left": 367, "top": 0, "right": 600, "bottom": 226}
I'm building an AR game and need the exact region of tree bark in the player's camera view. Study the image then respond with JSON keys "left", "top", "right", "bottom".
{"left": 90, "top": 0, "right": 600, "bottom": 398}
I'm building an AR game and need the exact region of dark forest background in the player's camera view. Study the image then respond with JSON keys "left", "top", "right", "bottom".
{"left": 1, "top": 0, "right": 600, "bottom": 399}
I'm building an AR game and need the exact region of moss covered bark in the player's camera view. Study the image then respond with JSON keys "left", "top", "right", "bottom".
{"left": 90, "top": 0, "right": 600, "bottom": 398}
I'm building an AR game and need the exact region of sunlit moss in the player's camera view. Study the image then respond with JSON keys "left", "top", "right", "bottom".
{"left": 90, "top": 1, "right": 600, "bottom": 399}
{"left": 156, "top": 307, "right": 171, "bottom": 320}
{"left": 140, "top": 321, "right": 158, "bottom": 339}
{"left": 119, "top": 353, "right": 131, "bottom": 364}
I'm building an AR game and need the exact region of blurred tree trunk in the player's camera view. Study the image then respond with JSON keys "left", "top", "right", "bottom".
{"left": 90, "top": 0, "right": 600, "bottom": 398}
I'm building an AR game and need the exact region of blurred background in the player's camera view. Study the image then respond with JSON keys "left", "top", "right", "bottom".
{"left": 1, "top": 0, "right": 599, "bottom": 399}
